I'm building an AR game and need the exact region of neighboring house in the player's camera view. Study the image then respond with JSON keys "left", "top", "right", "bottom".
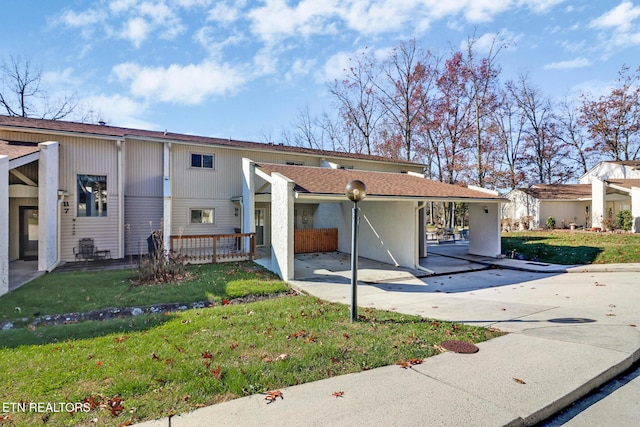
{"left": 503, "top": 161, "right": 640, "bottom": 232}
{"left": 0, "top": 115, "right": 505, "bottom": 296}
{"left": 503, "top": 184, "right": 593, "bottom": 230}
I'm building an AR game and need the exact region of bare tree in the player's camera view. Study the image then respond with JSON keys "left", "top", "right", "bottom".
{"left": 328, "top": 49, "right": 383, "bottom": 155}
{"left": 580, "top": 65, "right": 640, "bottom": 161}
{"left": 493, "top": 86, "right": 526, "bottom": 190}
{"left": 0, "top": 54, "right": 76, "bottom": 120}
{"left": 376, "top": 39, "right": 439, "bottom": 161}
{"left": 460, "top": 32, "right": 507, "bottom": 187}
{"left": 556, "top": 97, "right": 594, "bottom": 176}
{"left": 509, "top": 74, "right": 570, "bottom": 184}
{"left": 291, "top": 105, "right": 321, "bottom": 149}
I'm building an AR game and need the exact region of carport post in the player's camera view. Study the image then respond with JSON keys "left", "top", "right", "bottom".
{"left": 346, "top": 180, "right": 367, "bottom": 323}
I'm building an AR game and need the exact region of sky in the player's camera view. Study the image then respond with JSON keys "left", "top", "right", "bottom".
{"left": 1, "top": 0, "right": 640, "bottom": 144}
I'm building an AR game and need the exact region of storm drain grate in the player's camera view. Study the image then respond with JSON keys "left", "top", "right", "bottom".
{"left": 440, "top": 340, "right": 479, "bottom": 354}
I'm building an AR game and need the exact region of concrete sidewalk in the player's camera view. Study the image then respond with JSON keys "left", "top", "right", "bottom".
{"left": 136, "top": 257, "right": 640, "bottom": 426}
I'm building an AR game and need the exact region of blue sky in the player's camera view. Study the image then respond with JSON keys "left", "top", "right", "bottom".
{"left": 2, "top": 1, "right": 639, "bottom": 143}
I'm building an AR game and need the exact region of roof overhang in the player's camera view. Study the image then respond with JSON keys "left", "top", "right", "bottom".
{"left": 293, "top": 192, "right": 506, "bottom": 203}
{"left": 9, "top": 151, "right": 39, "bottom": 169}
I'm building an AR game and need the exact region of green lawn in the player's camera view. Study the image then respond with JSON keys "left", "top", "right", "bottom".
{"left": 502, "top": 230, "right": 640, "bottom": 264}
{"left": 1, "top": 262, "right": 288, "bottom": 327}
{"left": 0, "top": 262, "right": 502, "bottom": 426}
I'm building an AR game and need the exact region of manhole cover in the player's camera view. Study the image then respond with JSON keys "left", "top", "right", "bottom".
{"left": 441, "top": 340, "right": 479, "bottom": 354}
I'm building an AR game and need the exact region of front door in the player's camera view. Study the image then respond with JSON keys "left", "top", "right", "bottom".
{"left": 19, "top": 206, "right": 39, "bottom": 260}
{"left": 255, "top": 208, "right": 265, "bottom": 246}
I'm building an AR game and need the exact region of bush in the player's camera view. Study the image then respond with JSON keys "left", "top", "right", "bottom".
{"left": 616, "top": 210, "right": 633, "bottom": 231}
{"left": 134, "top": 231, "right": 187, "bottom": 285}
{"left": 546, "top": 216, "right": 556, "bottom": 230}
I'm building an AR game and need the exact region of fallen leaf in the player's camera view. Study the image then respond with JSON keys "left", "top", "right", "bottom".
{"left": 606, "top": 313, "right": 617, "bottom": 316}
{"left": 332, "top": 391, "right": 345, "bottom": 398}
{"left": 630, "top": 324, "right": 637, "bottom": 327}
{"left": 222, "top": 299, "right": 230, "bottom": 305}
{"left": 151, "top": 353, "right": 160, "bottom": 361}
{"left": 210, "top": 365, "right": 222, "bottom": 380}
{"left": 343, "top": 333, "right": 350, "bottom": 339}
{"left": 118, "top": 421, "right": 133, "bottom": 427}
{"left": 83, "top": 394, "right": 100, "bottom": 410}
{"left": 108, "top": 396, "right": 125, "bottom": 417}
{"left": 264, "top": 390, "right": 283, "bottom": 403}
{"left": 513, "top": 378, "right": 526, "bottom": 384}
{"left": 202, "top": 351, "right": 213, "bottom": 359}
{"left": 115, "top": 336, "right": 129, "bottom": 344}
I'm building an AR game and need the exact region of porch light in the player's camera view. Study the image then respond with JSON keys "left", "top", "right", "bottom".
{"left": 345, "top": 179, "right": 367, "bottom": 322}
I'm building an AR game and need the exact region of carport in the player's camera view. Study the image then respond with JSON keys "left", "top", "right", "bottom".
{"left": 241, "top": 158, "right": 506, "bottom": 281}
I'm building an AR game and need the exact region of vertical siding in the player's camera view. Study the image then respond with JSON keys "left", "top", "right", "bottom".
{"left": 58, "top": 137, "right": 120, "bottom": 261}
{"left": 124, "top": 196, "right": 163, "bottom": 255}
{"left": 125, "top": 139, "right": 163, "bottom": 197}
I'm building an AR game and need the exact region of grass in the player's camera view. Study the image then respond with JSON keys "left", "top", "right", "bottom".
{"left": 0, "top": 262, "right": 289, "bottom": 326}
{"left": 0, "top": 261, "right": 503, "bottom": 426}
{"left": 0, "top": 294, "right": 502, "bottom": 426}
{"left": 501, "top": 230, "right": 640, "bottom": 265}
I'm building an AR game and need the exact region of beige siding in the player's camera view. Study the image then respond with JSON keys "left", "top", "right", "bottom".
{"left": 125, "top": 139, "right": 163, "bottom": 197}
{"left": 58, "top": 138, "right": 120, "bottom": 261}
{"left": 171, "top": 198, "right": 241, "bottom": 236}
{"left": 124, "top": 196, "right": 163, "bottom": 255}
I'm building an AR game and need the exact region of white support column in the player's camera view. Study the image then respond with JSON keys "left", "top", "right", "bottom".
{"left": 591, "top": 177, "right": 606, "bottom": 229}
{"left": 242, "top": 158, "right": 256, "bottom": 239}
{"left": 632, "top": 186, "right": 640, "bottom": 233}
{"left": 468, "top": 202, "right": 501, "bottom": 257}
{"left": 162, "top": 143, "right": 172, "bottom": 253}
{"left": 0, "top": 155, "right": 8, "bottom": 295}
{"left": 38, "top": 141, "right": 59, "bottom": 272}
{"left": 270, "top": 173, "right": 295, "bottom": 281}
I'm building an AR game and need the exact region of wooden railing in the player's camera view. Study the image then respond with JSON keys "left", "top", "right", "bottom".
{"left": 170, "top": 233, "right": 256, "bottom": 264}
{"left": 294, "top": 228, "right": 338, "bottom": 254}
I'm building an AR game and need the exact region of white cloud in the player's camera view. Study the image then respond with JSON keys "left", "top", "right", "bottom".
{"left": 78, "top": 93, "right": 155, "bottom": 129}
{"left": 112, "top": 61, "right": 248, "bottom": 104}
{"left": 319, "top": 51, "right": 354, "bottom": 83}
{"left": 207, "top": 1, "right": 242, "bottom": 24}
{"left": 121, "top": 17, "right": 151, "bottom": 47}
{"left": 590, "top": 1, "right": 640, "bottom": 32}
{"left": 544, "top": 57, "right": 591, "bottom": 70}
{"left": 285, "top": 58, "right": 316, "bottom": 82}
{"left": 248, "top": 0, "right": 339, "bottom": 42}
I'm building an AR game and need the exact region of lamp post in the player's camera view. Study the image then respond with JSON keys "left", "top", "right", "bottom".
{"left": 345, "top": 179, "right": 367, "bottom": 322}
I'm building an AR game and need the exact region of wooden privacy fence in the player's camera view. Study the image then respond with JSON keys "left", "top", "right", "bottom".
{"left": 294, "top": 228, "right": 338, "bottom": 254}
{"left": 170, "top": 233, "right": 256, "bottom": 264}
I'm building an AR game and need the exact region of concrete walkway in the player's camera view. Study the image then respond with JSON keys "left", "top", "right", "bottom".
{"left": 135, "top": 250, "right": 640, "bottom": 427}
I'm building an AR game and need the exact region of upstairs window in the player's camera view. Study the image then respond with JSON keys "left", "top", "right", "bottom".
{"left": 77, "top": 174, "right": 107, "bottom": 217}
{"left": 191, "top": 153, "right": 214, "bottom": 169}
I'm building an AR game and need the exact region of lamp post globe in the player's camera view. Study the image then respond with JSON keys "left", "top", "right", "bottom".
{"left": 345, "top": 179, "right": 367, "bottom": 203}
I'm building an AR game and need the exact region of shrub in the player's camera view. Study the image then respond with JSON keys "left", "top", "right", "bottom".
{"left": 616, "top": 210, "right": 633, "bottom": 231}
{"left": 546, "top": 216, "right": 556, "bottom": 230}
{"left": 134, "top": 231, "right": 187, "bottom": 285}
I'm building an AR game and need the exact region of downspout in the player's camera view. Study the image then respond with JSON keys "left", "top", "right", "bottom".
{"left": 415, "top": 202, "right": 434, "bottom": 275}
{"left": 117, "top": 139, "right": 124, "bottom": 259}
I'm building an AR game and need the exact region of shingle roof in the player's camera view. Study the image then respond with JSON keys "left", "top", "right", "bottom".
{"left": 0, "top": 115, "right": 420, "bottom": 167}
{"left": 518, "top": 184, "right": 592, "bottom": 200}
{"left": 607, "top": 179, "right": 640, "bottom": 189}
{"left": 0, "top": 140, "right": 39, "bottom": 160}
{"left": 256, "top": 162, "right": 503, "bottom": 200}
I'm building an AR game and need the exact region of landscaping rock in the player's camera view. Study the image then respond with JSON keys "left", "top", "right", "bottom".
{"left": 1, "top": 321, "right": 14, "bottom": 330}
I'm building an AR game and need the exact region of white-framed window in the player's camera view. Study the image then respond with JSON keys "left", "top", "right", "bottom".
{"left": 190, "top": 208, "right": 214, "bottom": 224}
{"left": 77, "top": 174, "right": 107, "bottom": 217}
{"left": 190, "top": 153, "right": 214, "bottom": 169}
